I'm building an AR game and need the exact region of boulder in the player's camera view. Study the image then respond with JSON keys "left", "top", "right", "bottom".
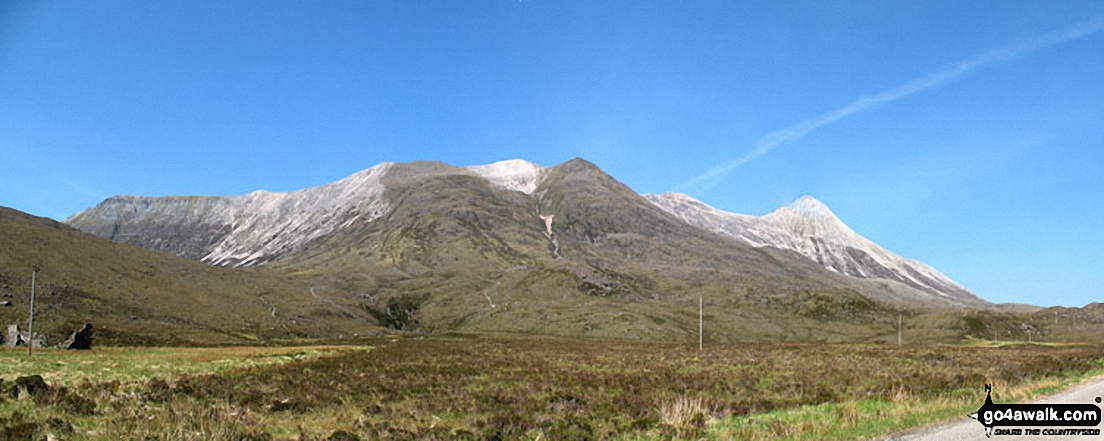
{"left": 19, "top": 331, "right": 46, "bottom": 348}
{"left": 62, "top": 323, "right": 93, "bottom": 350}
{"left": 4, "top": 325, "right": 21, "bottom": 348}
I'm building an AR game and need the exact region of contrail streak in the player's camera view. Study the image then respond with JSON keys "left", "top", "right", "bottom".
{"left": 675, "top": 18, "right": 1104, "bottom": 192}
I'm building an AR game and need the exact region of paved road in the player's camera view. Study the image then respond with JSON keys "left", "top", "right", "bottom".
{"left": 888, "top": 376, "right": 1104, "bottom": 440}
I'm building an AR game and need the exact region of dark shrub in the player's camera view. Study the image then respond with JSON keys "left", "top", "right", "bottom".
{"left": 9, "top": 375, "right": 48, "bottom": 399}
{"left": 366, "top": 295, "right": 425, "bottom": 330}
{"left": 45, "top": 387, "right": 96, "bottom": 415}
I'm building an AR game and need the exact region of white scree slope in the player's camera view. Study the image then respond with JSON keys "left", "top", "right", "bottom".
{"left": 465, "top": 159, "right": 545, "bottom": 194}
{"left": 644, "top": 192, "right": 970, "bottom": 298}
{"left": 67, "top": 160, "right": 549, "bottom": 267}
{"left": 203, "top": 163, "right": 393, "bottom": 265}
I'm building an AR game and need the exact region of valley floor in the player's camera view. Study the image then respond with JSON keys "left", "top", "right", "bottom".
{"left": 1, "top": 336, "right": 1102, "bottom": 440}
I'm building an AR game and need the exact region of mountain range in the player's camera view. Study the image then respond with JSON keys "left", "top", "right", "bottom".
{"left": 9, "top": 158, "right": 1089, "bottom": 344}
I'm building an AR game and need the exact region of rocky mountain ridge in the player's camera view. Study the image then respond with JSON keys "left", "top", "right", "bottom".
{"left": 64, "top": 158, "right": 988, "bottom": 343}
{"left": 644, "top": 192, "right": 978, "bottom": 302}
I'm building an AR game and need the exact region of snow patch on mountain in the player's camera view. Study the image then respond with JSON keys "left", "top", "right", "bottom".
{"left": 645, "top": 192, "right": 971, "bottom": 299}
{"left": 466, "top": 159, "right": 544, "bottom": 194}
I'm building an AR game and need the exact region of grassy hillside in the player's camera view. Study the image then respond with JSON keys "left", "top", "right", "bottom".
{"left": 263, "top": 160, "right": 923, "bottom": 343}
{"left": 0, "top": 207, "right": 379, "bottom": 345}
{"left": 260, "top": 160, "right": 1104, "bottom": 344}
{"left": 47, "top": 159, "right": 1104, "bottom": 344}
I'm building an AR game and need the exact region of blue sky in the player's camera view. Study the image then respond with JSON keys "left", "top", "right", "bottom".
{"left": 1, "top": 1, "right": 1102, "bottom": 307}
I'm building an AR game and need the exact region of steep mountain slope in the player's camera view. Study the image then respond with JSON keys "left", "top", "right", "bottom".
{"left": 645, "top": 193, "right": 984, "bottom": 305}
{"left": 259, "top": 159, "right": 902, "bottom": 341}
{"left": 65, "top": 160, "right": 542, "bottom": 268}
{"left": 0, "top": 207, "right": 376, "bottom": 345}
{"left": 65, "top": 163, "right": 392, "bottom": 266}
{"left": 65, "top": 158, "right": 996, "bottom": 342}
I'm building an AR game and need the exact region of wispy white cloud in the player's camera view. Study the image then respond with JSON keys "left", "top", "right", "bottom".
{"left": 675, "top": 18, "right": 1104, "bottom": 192}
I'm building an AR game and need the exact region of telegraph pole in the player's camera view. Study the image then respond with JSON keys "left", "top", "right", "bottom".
{"left": 897, "top": 312, "right": 902, "bottom": 346}
{"left": 698, "top": 293, "right": 703, "bottom": 352}
{"left": 27, "top": 267, "right": 37, "bottom": 357}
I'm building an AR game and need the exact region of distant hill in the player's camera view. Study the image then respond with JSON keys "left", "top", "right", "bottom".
{"left": 0, "top": 207, "right": 376, "bottom": 346}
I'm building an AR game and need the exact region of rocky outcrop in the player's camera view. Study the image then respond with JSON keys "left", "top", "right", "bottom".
{"left": 62, "top": 323, "right": 93, "bottom": 350}
{"left": 4, "top": 324, "right": 46, "bottom": 348}
{"left": 3, "top": 324, "right": 18, "bottom": 347}
{"left": 1, "top": 324, "right": 14, "bottom": 349}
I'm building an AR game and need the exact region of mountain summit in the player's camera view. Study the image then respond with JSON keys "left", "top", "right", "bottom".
{"left": 788, "top": 195, "right": 836, "bottom": 218}
{"left": 465, "top": 159, "right": 545, "bottom": 194}
{"left": 644, "top": 193, "right": 978, "bottom": 303}
{"left": 65, "top": 158, "right": 986, "bottom": 341}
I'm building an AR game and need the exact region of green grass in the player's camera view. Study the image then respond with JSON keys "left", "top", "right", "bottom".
{"left": 0, "top": 337, "right": 1101, "bottom": 440}
{"left": 704, "top": 368, "right": 1104, "bottom": 440}
{"left": 0, "top": 346, "right": 370, "bottom": 440}
{"left": 0, "top": 346, "right": 361, "bottom": 388}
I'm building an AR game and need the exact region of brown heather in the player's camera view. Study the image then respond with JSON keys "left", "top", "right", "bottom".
{"left": 1, "top": 336, "right": 1098, "bottom": 439}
